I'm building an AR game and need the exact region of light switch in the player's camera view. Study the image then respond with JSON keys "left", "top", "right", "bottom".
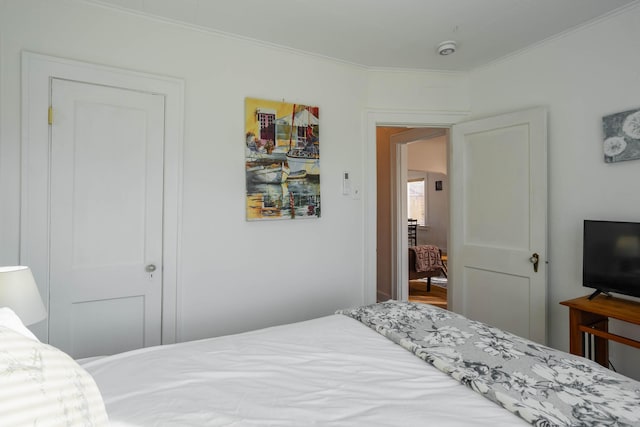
{"left": 342, "top": 171, "right": 351, "bottom": 195}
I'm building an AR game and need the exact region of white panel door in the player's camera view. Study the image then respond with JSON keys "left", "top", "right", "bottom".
{"left": 49, "top": 78, "right": 165, "bottom": 358}
{"left": 450, "top": 108, "right": 547, "bottom": 343}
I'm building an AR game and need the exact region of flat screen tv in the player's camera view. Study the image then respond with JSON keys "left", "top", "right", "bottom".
{"left": 583, "top": 220, "right": 640, "bottom": 299}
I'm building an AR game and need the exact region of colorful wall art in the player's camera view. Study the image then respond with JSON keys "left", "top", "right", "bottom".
{"left": 603, "top": 108, "right": 640, "bottom": 163}
{"left": 245, "top": 98, "right": 321, "bottom": 220}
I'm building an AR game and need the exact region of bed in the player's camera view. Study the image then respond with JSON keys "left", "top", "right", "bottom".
{"left": 2, "top": 301, "right": 640, "bottom": 426}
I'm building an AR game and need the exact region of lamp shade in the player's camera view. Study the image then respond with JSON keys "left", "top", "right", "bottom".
{"left": 0, "top": 266, "right": 47, "bottom": 325}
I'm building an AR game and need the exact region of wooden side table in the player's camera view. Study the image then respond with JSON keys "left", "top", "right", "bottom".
{"left": 560, "top": 295, "right": 640, "bottom": 368}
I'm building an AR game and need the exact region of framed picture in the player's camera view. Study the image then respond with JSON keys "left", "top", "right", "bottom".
{"left": 245, "top": 97, "right": 321, "bottom": 220}
{"left": 602, "top": 108, "right": 640, "bottom": 163}
{"left": 435, "top": 180, "right": 443, "bottom": 191}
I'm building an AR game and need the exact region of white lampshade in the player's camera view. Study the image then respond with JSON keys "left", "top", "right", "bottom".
{"left": 0, "top": 266, "right": 47, "bottom": 325}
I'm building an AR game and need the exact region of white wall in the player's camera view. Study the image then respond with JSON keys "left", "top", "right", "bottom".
{"left": 367, "top": 69, "right": 469, "bottom": 112}
{"left": 422, "top": 172, "right": 448, "bottom": 253}
{"left": 469, "top": 4, "right": 640, "bottom": 380}
{"left": 0, "top": 0, "right": 368, "bottom": 341}
{"left": 407, "top": 135, "right": 448, "bottom": 174}
{"left": 0, "top": 0, "right": 469, "bottom": 342}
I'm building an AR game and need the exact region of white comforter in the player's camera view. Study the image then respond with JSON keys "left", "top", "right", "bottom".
{"left": 81, "top": 314, "right": 527, "bottom": 426}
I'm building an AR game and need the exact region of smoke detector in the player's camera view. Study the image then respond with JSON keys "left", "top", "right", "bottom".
{"left": 437, "top": 41, "right": 457, "bottom": 56}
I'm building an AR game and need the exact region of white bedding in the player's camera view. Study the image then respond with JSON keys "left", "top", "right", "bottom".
{"left": 81, "top": 314, "right": 527, "bottom": 426}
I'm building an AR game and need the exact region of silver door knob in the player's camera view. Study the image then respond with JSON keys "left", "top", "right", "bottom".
{"left": 145, "top": 264, "right": 157, "bottom": 273}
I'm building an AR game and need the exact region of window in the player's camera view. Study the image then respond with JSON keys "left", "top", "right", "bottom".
{"left": 408, "top": 178, "right": 426, "bottom": 226}
{"left": 256, "top": 109, "right": 275, "bottom": 141}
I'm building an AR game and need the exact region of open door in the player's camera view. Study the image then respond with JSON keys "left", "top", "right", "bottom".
{"left": 450, "top": 107, "right": 547, "bottom": 344}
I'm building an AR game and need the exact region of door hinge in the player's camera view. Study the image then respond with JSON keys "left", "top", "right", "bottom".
{"left": 48, "top": 106, "right": 53, "bottom": 125}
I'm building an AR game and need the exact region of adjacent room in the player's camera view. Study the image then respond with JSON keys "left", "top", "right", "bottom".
{"left": 2, "top": 0, "right": 640, "bottom": 425}
{"left": 376, "top": 127, "right": 449, "bottom": 308}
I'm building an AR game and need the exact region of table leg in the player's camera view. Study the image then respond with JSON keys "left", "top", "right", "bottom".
{"left": 568, "top": 308, "right": 584, "bottom": 356}
{"left": 590, "top": 319, "right": 609, "bottom": 368}
{"left": 568, "top": 308, "right": 609, "bottom": 367}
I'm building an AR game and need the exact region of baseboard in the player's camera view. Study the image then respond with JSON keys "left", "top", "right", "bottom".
{"left": 377, "top": 290, "right": 391, "bottom": 302}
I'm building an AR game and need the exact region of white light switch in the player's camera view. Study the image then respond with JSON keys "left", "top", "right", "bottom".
{"left": 342, "top": 171, "right": 351, "bottom": 195}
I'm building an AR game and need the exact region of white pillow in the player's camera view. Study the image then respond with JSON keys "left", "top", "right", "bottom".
{"left": 0, "top": 326, "right": 109, "bottom": 426}
{"left": 0, "top": 307, "right": 39, "bottom": 341}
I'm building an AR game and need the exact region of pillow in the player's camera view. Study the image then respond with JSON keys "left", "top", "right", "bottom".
{"left": 0, "top": 307, "right": 39, "bottom": 341}
{"left": 0, "top": 326, "right": 109, "bottom": 426}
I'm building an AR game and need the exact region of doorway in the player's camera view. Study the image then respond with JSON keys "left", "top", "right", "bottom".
{"left": 375, "top": 126, "right": 449, "bottom": 305}
{"left": 365, "top": 108, "right": 547, "bottom": 343}
{"left": 364, "top": 111, "right": 466, "bottom": 306}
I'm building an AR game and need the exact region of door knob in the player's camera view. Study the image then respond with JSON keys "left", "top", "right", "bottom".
{"left": 145, "top": 264, "right": 157, "bottom": 273}
{"left": 529, "top": 253, "right": 539, "bottom": 273}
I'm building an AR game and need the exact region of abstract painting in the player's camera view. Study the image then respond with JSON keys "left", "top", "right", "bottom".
{"left": 245, "top": 97, "right": 321, "bottom": 220}
{"left": 602, "top": 108, "right": 640, "bottom": 163}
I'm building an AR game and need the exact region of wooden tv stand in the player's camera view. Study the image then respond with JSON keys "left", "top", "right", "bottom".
{"left": 560, "top": 295, "right": 640, "bottom": 368}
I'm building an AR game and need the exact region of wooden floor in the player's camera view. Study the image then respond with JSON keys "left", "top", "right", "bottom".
{"left": 408, "top": 280, "right": 447, "bottom": 309}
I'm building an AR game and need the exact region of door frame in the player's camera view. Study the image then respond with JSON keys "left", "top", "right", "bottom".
{"left": 20, "top": 52, "right": 184, "bottom": 344}
{"left": 390, "top": 128, "right": 447, "bottom": 302}
{"left": 364, "top": 110, "right": 468, "bottom": 305}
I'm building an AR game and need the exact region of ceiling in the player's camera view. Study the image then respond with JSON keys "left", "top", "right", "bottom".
{"left": 91, "top": 0, "right": 637, "bottom": 71}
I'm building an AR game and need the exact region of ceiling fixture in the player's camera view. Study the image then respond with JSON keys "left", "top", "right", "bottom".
{"left": 437, "top": 41, "right": 457, "bottom": 56}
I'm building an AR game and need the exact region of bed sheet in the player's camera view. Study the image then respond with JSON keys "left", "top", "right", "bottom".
{"left": 81, "top": 314, "right": 528, "bottom": 426}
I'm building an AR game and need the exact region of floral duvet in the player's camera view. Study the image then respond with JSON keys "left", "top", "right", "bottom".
{"left": 338, "top": 301, "right": 640, "bottom": 426}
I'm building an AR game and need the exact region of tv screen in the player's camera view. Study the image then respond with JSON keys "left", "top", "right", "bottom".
{"left": 583, "top": 220, "right": 640, "bottom": 299}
